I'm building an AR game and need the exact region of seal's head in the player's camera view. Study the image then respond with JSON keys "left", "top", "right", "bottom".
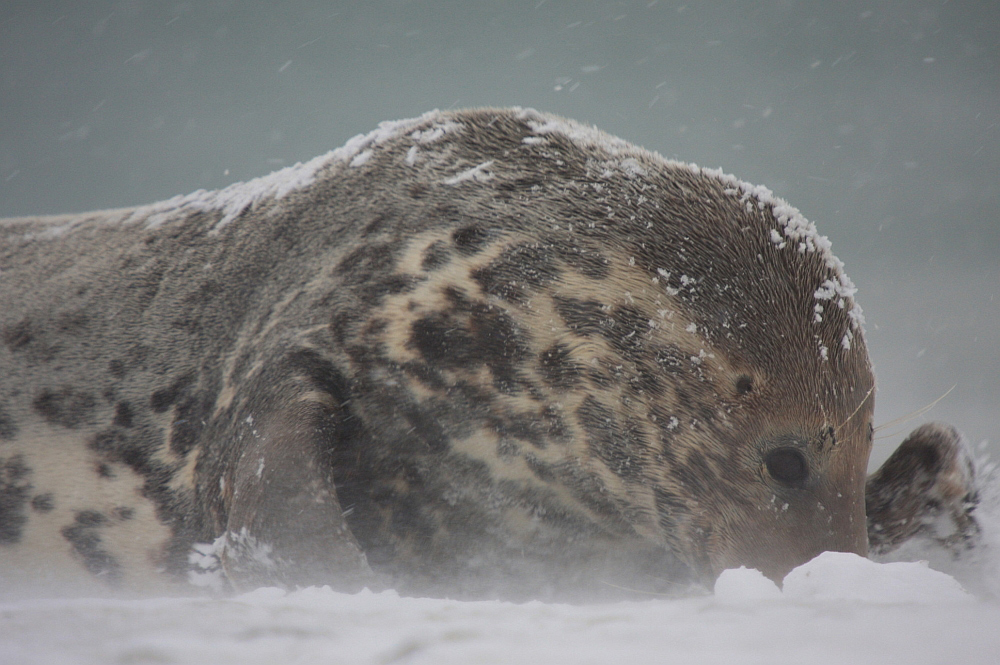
{"left": 559, "top": 143, "right": 877, "bottom": 583}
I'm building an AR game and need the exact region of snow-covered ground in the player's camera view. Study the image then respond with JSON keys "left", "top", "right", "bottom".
{"left": 3, "top": 474, "right": 998, "bottom": 665}
{"left": 2, "top": 550, "right": 999, "bottom": 665}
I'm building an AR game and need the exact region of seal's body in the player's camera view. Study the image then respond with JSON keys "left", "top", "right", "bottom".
{"left": 0, "top": 109, "right": 978, "bottom": 600}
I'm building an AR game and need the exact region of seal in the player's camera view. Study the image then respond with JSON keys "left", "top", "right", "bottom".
{"left": 0, "top": 108, "right": 980, "bottom": 600}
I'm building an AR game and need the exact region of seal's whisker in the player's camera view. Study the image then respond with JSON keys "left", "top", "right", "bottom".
{"left": 874, "top": 425, "right": 923, "bottom": 441}
{"left": 873, "top": 384, "right": 955, "bottom": 435}
{"left": 834, "top": 383, "right": 876, "bottom": 434}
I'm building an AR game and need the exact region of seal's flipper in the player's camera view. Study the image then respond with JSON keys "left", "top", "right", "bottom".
{"left": 866, "top": 422, "right": 980, "bottom": 556}
{"left": 220, "top": 406, "right": 374, "bottom": 591}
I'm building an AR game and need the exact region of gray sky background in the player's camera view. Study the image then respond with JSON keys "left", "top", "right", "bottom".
{"left": 2, "top": 0, "right": 997, "bottom": 465}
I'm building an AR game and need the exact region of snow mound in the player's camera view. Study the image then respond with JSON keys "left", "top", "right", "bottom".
{"left": 713, "top": 566, "right": 783, "bottom": 602}
{"left": 714, "top": 552, "right": 971, "bottom": 604}
{"left": 782, "top": 551, "right": 970, "bottom": 603}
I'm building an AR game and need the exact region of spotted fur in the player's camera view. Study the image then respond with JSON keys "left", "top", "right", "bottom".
{"left": 0, "top": 108, "right": 978, "bottom": 600}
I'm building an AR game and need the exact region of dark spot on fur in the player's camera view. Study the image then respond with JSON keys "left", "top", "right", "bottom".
{"left": 31, "top": 493, "right": 55, "bottom": 513}
{"left": 2, "top": 318, "right": 33, "bottom": 351}
{"left": 361, "top": 274, "right": 418, "bottom": 302}
{"left": 576, "top": 396, "right": 645, "bottom": 481}
{"left": 421, "top": 240, "right": 451, "bottom": 271}
{"left": 538, "top": 344, "right": 582, "bottom": 390}
{"left": 452, "top": 224, "right": 495, "bottom": 254}
{"left": 0, "top": 455, "right": 32, "bottom": 544}
{"left": 149, "top": 390, "right": 174, "bottom": 413}
{"left": 472, "top": 243, "right": 561, "bottom": 303}
{"left": 61, "top": 511, "right": 122, "bottom": 583}
{"left": 113, "top": 506, "right": 135, "bottom": 521}
{"left": 96, "top": 462, "right": 115, "bottom": 478}
{"left": 409, "top": 304, "right": 530, "bottom": 394}
{"left": 443, "top": 285, "right": 474, "bottom": 310}
{"left": 108, "top": 359, "right": 126, "bottom": 378}
{"left": 0, "top": 408, "right": 17, "bottom": 440}
{"left": 553, "top": 296, "right": 605, "bottom": 336}
{"left": 169, "top": 392, "right": 213, "bottom": 457}
{"left": 32, "top": 387, "right": 96, "bottom": 428}
{"left": 150, "top": 375, "right": 194, "bottom": 413}
{"left": 409, "top": 316, "right": 461, "bottom": 364}
{"left": 113, "top": 402, "right": 134, "bottom": 428}
{"left": 362, "top": 213, "right": 390, "bottom": 237}
{"left": 89, "top": 427, "right": 171, "bottom": 486}
{"left": 736, "top": 375, "right": 753, "bottom": 395}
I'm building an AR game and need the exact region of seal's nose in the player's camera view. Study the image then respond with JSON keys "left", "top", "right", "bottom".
{"left": 713, "top": 475, "right": 869, "bottom": 585}
{"left": 756, "top": 486, "right": 868, "bottom": 583}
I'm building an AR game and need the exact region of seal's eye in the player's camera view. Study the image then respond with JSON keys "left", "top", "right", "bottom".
{"left": 736, "top": 375, "right": 754, "bottom": 395}
{"left": 765, "top": 448, "right": 808, "bottom": 487}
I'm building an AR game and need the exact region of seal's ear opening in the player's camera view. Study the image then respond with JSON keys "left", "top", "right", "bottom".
{"left": 865, "top": 422, "right": 980, "bottom": 556}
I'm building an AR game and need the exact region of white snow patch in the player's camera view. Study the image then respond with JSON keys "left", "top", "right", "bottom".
{"left": 349, "top": 149, "right": 373, "bottom": 167}
{"left": 517, "top": 107, "right": 631, "bottom": 155}
{"left": 410, "top": 120, "right": 463, "bottom": 144}
{"left": 443, "top": 160, "right": 494, "bottom": 185}
{"left": 619, "top": 157, "right": 647, "bottom": 178}
{"left": 186, "top": 534, "right": 228, "bottom": 591}
{"left": 713, "top": 566, "right": 782, "bottom": 601}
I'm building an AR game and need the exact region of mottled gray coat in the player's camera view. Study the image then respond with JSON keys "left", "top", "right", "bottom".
{"left": 0, "top": 109, "right": 979, "bottom": 600}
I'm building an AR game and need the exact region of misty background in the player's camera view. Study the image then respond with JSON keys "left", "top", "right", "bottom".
{"left": 1, "top": 0, "right": 997, "bottom": 465}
